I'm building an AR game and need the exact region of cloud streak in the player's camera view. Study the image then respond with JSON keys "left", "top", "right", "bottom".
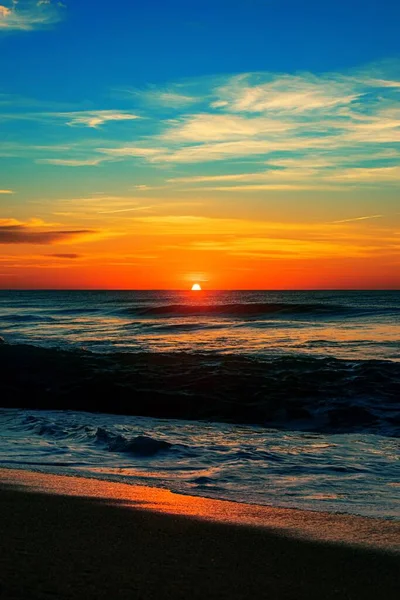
{"left": 133, "top": 88, "right": 198, "bottom": 108}
{"left": 47, "top": 253, "right": 82, "bottom": 259}
{"left": 36, "top": 157, "right": 106, "bottom": 167}
{"left": 212, "top": 73, "right": 361, "bottom": 113}
{"left": 331, "top": 214, "right": 383, "bottom": 224}
{"left": 0, "top": 109, "right": 140, "bottom": 128}
{"left": 0, "top": 219, "right": 99, "bottom": 245}
{"left": 61, "top": 110, "right": 140, "bottom": 128}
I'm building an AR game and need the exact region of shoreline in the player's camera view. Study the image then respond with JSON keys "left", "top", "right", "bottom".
{"left": 1, "top": 469, "right": 399, "bottom": 600}
{"left": 1, "top": 468, "right": 399, "bottom": 551}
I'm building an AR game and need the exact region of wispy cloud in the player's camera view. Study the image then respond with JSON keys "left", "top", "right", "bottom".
{"left": 327, "top": 165, "right": 400, "bottom": 182}
{"left": 97, "top": 137, "right": 338, "bottom": 165}
{"left": 167, "top": 161, "right": 400, "bottom": 190}
{"left": 168, "top": 169, "right": 316, "bottom": 184}
{"left": 161, "top": 113, "right": 294, "bottom": 142}
{"left": 187, "top": 184, "right": 342, "bottom": 192}
{"left": 331, "top": 214, "right": 383, "bottom": 224}
{"left": 97, "top": 206, "right": 156, "bottom": 214}
{"left": 0, "top": 251, "right": 157, "bottom": 270}
{"left": 46, "top": 195, "right": 204, "bottom": 221}
{"left": 3, "top": 62, "right": 400, "bottom": 192}
{"left": 0, "top": 109, "right": 140, "bottom": 128}
{"left": 61, "top": 110, "right": 140, "bottom": 128}
{"left": 47, "top": 253, "right": 82, "bottom": 259}
{"left": 212, "top": 72, "right": 361, "bottom": 113}
{"left": 0, "top": 189, "right": 14, "bottom": 194}
{"left": 90, "top": 66, "right": 400, "bottom": 178}
{"left": 138, "top": 90, "right": 198, "bottom": 108}
{"left": 96, "top": 146, "right": 162, "bottom": 159}
{"left": 36, "top": 157, "right": 107, "bottom": 167}
{"left": 0, "top": 0, "right": 65, "bottom": 32}
{"left": 121, "top": 85, "right": 199, "bottom": 108}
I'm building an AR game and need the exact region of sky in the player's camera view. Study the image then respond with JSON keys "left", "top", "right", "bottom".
{"left": 0, "top": 0, "right": 399, "bottom": 289}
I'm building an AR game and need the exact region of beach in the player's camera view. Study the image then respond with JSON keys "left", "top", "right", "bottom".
{"left": 1, "top": 469, "right": 399, "bottom": 600}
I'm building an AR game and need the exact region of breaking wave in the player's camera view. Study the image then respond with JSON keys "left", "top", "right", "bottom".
{"left": 22, "top": 416, "right": 174, "bottom": 456}
{"left": 95, "top": 429, "right": 172, "bottom": 455}
{"left": 1, "top": 342, "right": 399, "bottom": 436}
{"left": 123, "top": 302, "right": 359, "bottom": 319}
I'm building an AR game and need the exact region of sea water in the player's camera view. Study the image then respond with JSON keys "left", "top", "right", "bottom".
{"left": 0, "top": 290, "right": 399, "bottom": 518}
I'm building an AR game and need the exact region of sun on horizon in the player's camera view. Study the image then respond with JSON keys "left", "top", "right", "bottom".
{"left": 191, "top": 283, "right": 202, "bottom": 291}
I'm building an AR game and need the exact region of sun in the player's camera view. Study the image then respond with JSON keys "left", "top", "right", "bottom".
{"left": 191, "top": 283, "right": 202, "bottom": 291}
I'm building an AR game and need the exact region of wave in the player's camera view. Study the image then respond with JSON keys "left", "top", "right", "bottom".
{"left": 50, "top": 308, "right": 102, "bottom": 316}
{"left": 0, "top": 342, "right": 399, "bottom": 435}
{"left": 95, "top": 428, "right": 172, "bottom": 455}
{"left": 21, "top": 416, "right": 173, "bottom": 456}
{"left": 123, "top": 322, "right": 223, "bottom": 333}
{"left": 121, "top": 302, "right": 383, "bottom": 319}
{"left": 0, "top": 314, "right": 56, "bottom": 323}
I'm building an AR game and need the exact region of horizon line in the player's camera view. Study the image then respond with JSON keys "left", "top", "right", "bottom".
{"left": 0, "top": 288, "right": 399, "bottom": 293}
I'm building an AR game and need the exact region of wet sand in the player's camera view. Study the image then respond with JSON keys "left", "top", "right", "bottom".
{"left": 0, "top": 469, "right": 399, "bottom": 599}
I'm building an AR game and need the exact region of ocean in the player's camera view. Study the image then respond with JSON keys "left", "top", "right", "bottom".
{"left": 0, "top": 290, "right": 399, "bottom": 518}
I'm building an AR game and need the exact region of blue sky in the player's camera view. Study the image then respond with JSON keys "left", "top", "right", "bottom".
{"left": 0, "top": 0, "right": 399, "bottom": 289}
{"left": 2, "top": 1, "right": 400, "bottom": 100}
{"left": 0, "top": 0, "right": 400, "bottom": 101}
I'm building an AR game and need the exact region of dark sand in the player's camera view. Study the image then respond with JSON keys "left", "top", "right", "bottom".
{"left": 1, "top": 469, "right": 399, "bottom": 599}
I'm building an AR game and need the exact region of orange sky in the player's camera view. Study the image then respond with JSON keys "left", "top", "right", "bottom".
{"left": 1, "top": 208, "right": 399, "bottom": 289}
